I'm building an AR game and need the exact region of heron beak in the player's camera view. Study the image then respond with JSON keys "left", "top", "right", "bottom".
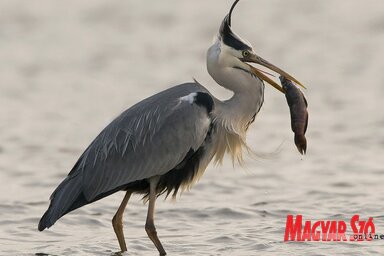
{"left": 245, "top": 54, "right": 306, "bottom": 93}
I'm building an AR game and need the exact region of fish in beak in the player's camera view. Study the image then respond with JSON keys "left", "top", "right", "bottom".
{"left": 280, "top": 75, "right": 308, "bottom": 155}
{"left": 243, "top": 52, "right": 306, "bottom": 93}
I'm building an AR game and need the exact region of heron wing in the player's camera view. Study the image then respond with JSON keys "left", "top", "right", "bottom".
{"left": 67, "top": 83, "right": 213, "bottom": 201}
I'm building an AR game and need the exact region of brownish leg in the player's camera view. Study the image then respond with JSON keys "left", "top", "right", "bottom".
{"left": 145, "top": 176, "right": 166, "bottom": 255}
{"left": 112, "top": 191, "right": 132, "bottom": 252}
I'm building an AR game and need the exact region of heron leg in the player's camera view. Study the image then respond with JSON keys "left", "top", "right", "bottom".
{"left": 112, "top": 190, "right": 132, "bottom": 252}
{"left": 145, "top": 176, "right": 166, "bottom": 255}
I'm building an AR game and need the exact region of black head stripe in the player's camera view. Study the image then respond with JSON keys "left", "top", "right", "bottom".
{"left": 219, "top": 14, "right": 251, "bottom": 51}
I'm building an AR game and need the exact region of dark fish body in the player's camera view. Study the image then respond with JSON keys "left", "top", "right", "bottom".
{"left": 280, "top": 76, "right": 308, "bottom": 154}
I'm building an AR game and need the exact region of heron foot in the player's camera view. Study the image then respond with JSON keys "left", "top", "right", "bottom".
{"left": 110, "top": 251, "right": 124, "bottom": 256}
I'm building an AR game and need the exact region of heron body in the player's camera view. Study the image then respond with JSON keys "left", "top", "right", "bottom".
{"left": 39, "top": 1, "right": 304, "bottom": 255}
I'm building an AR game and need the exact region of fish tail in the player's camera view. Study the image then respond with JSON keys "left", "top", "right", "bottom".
{"left": 294, "top": 134, "right": 307, "bottom": 155}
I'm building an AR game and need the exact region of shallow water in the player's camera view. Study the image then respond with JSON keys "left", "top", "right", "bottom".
{"left": 1, "top": 0, "right": 384, "bottom": 255}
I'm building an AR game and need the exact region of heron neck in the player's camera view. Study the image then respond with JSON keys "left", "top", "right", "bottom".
{"left": 207, "top": 41, "right": 265, "bottom": 134}
{"left": 210, "top": 79, "right": 264, "bottom": 139}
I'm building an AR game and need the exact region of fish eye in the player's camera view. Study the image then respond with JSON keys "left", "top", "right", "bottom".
{"left": 242, "top": 50, "right": 249, "bottom": 57}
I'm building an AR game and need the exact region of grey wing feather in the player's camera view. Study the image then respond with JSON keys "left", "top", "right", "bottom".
{"left": 69, "top": 82, "right": 212, "bottom": 201}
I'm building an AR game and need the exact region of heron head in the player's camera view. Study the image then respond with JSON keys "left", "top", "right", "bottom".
{"left": 216, "top": 0, "right": 305, "bottom": 93}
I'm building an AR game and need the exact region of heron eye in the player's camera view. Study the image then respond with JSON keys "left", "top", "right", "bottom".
{"left": 242, "top": 50, "right": 249, "bottom": 57}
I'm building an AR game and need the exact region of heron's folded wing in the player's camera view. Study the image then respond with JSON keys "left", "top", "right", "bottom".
{"left": 68, "top": 83, "right": 212, "bottom": 201}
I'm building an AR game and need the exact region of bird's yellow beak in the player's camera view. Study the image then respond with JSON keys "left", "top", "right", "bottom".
{"left": 245, "top": 53, "right": 305, "bottom": 93}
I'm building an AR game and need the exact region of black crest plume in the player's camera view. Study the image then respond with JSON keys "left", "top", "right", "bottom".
{"left": 228, "top": 0, "right": 240, "bottom": 26}
{"left": 219, "top": 0, "right": 251, "bottom": 51}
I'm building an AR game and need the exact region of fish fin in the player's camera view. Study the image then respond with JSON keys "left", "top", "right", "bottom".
{"left": 304, "top": 114, "right": 309, "bottom": 134}
{"left": 302, "top": 93, "right": 308, "bottom": 107}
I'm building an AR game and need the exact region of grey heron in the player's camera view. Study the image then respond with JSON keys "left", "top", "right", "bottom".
{"left": 38, "top": 1, "right": 305, "bottom": 255}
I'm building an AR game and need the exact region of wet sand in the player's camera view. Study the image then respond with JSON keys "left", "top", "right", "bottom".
{"left": 1, "top": 0, "right": 384, "bottom": 255}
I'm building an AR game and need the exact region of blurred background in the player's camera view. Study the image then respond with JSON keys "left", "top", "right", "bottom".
{"left": 0, "top": 0, "right": 383, "bottom": 255}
